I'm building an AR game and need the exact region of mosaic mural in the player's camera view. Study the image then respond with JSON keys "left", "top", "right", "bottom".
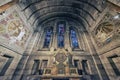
{"left": 94, "top": 12, "right": 120, "bottom": 47}
{"left": 0, "top": 10, "right": 30, "bottom": 48}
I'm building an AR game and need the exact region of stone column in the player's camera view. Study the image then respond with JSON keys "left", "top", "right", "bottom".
{"left": 68, "top": 53, "right": 73, "bottom": 67}
{"left": 78, "top": 60, "right": 82, "bottom": 70}
{"left": 51, "top": 31, "right": 57, "bottom": 49}
{"left": 36, "top": 32, "right": 42, "bottom": 49}
{"left": 38, "top": 30, "right": 44, "bottom": 50}
{"left": 65, "top": 23, "right": 71, "bottom": 51}
{"left": 35, "top": 27, "right": 42, "bottom": 49}
{"left": 38, "top": 60, "right": 43, "bottom": 75}
{"left": 81, "top": 60, "right": 85, "bottom": 75}
{"left": 51, "top": 22, "right": 57, "bottom": 50}
{"left": 65, "top": 30, "right": 70, "bottom": 49}
{"left": 77, "top": 60, "right": 83, "bottom": 75}
{"left": 82, "top": 31, "right": 90, "bottom": 51}
{"left": 78, "top": 29, "right": 85, "bottom": 51}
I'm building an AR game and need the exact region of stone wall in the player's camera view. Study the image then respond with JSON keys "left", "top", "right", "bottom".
{"left": 90, "top": 2, "right": 120, "bottom": 79}
{"left": 0, "top": 46, "right": 22, "bottom": 80}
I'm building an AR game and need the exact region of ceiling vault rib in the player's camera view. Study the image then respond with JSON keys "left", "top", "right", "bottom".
{"left": 35, "top": 17, "right": 85, "bottom": 31}
{"left": 21, "top": 0, "right": 44, "bottom": 11}
{"left": 32, "top": 12, "right": 90, "bottom": 27}
{"left": 27, "top": 5, "right": 95, "bottom": 21}
{"left": 22, "top": 0, "right": 100, "bottom": 13}
{"left": 36, "top": 15, "right": 85, "bottom": 29}
{"left": 76, "top": 0, "right": 102, "bottom": 12}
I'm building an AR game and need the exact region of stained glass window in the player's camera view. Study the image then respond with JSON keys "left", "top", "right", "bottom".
{"left": 43, "top": 27, "right": 53, "bottom": 48}
{"left": 70, "top": 27, "right": 79, "bottom": 48}
{"left": 57, "top": 22, "right": 65, "bottom": 47}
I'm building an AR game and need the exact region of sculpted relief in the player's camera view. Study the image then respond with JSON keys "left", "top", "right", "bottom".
{"left": 0, "top": 10, "right": 30, "bottom": 48}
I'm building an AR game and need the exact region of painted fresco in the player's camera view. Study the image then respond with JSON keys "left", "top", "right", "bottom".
{"left": 95, "top": 22, "right": 114, "bottom": 43}
{"left": 0, "top": 10, "right": 30, "bottom": 48}
{"left": 94, "top": 12, "right": 120, "bottom": 47}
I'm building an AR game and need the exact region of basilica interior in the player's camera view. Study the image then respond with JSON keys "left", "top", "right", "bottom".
{"left": 0, "top": 0, "right": 120, "bottom": 80}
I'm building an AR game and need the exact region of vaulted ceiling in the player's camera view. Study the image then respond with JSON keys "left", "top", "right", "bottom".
{"left": 19, "top": 0, "right": 107, "bottom": 27}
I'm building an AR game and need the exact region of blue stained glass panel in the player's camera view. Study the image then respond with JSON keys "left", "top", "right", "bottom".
{"left": 70, "top": 28, "right": 79, "bottom": 48}
{"left": 43, "top": 27, "right": 53, "bottom": 48}
{"left": 58, "top": 24, "right": 65, "bottom": 47}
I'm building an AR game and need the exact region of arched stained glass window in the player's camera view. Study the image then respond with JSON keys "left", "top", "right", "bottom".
{"left": 57, "top": 22, "right": 65, "bottom": 48}
{"left": 43, "top": 27, "right": 53, "bottom": 48}
{"left": 70, "top": 27, "right": 79, "bottom": 48}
